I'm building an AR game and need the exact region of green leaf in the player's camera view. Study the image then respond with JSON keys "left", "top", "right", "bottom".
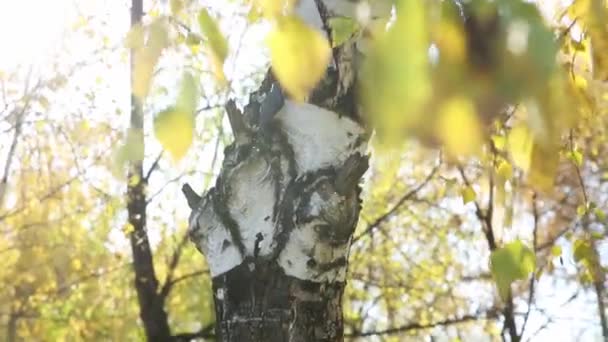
{"left": 490, "top": 240, "right": 536, "bottom": 301}
{"left": 577, "top": 204, "right": 587, "bottom": 217}
{"left": 176, "top": 72, "right": 198, "bottom": 114}
{"left": 267, "top": 15, "right": 331, "bottom": 101}
{"left": 361, "top": 0, "right": 430, "bottom": 145}
{"left": 551, "top": 245, "right": 562, "bottom": 257}
{"left": 568, "top": 149, "right": 584, "bottom": 167}
{"left": 594, "top": 208, "right": 606, "bottom": 221}
{"left": 112, "top": 129, "right": 144, "bottom": 178}
{"left": 573, "top": 239, "right": 594, "bottom": 264}
{"left": 328, "top": 17, "right": 359, "bottom": 47}
{"left": 461, "top": 186, "right": 476, "bottom": 204}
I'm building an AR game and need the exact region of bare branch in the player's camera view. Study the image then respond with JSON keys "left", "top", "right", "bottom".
{"left": 346, "top": 310, "right": 500, "bottom": 338}
{"left": 352, "top": 162, "right": 440, "bottom": 243}
{"left": 159, "top": 232, "right": 191, "bottom": 300}
{"left": 144, "top": 151, "right": 164, "bottom": 182}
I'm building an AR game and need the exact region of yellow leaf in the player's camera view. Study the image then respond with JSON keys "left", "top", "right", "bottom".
{"left": 170, "top": 0, "right": 183, "bottom": 14}
{"left": 198, "top": 9, "right": 229, "bottom": 82}
{"left": 436, "top": 96, "right": 482, "bottom": 156}
{"left": 148, "top": 19, "right": 169, "bottom": 53}
{"left": 508, "top": 125, "right": 534, "bottom": 172}
{"left": 528, "top": 142, "right": 558, "bottom": 191}
{"left": 125, "top": 24, "right": 145, "bottom": 49}
{"left": 267, "top": 16, "right": 331, "bottom": 101}
{"left": 154, "top": 108, "right": 194, "bottom": 161}
{"left": 461, "top": 186, "right": 476, "bottom": 204}
{"left": 122, "top": 223, "right": 135, "bottom": 235}
{"left": 588, "top": 0, "right": 608, "bottom": 80}
{"left": 72, "top": 259, "right": 82, "bottom": 271}
{"left": 361, "top": 0, "right": 430, "bottom": 145}
{"left": 433, "top": 20, "right": 466, "bottom": 63}
{"left": 132, "top": 48, "right": 158, "bottom": 98}
{"left": 132, "top": 20, "right": 169, "bottom": 99}
{"left": 497, "top": 161, "right": 513, "bottom": 181}
{"left": 328, "top": 17, "right": 360, "bottom": 47}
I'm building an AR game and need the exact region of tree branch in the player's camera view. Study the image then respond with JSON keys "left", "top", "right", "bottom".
{"left": 144, "top": 151, "right": 163, "bottom": 182}
{"left": 352, "top": 161, "right": 440, "bottom": 243}
{"left": 159, "top": 232, "right": 191, "bottom": 300}
{"left": 346, "top": 310, "right": 500, "bottom": 337}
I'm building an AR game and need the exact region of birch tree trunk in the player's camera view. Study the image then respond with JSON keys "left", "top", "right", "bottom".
{"left": 183, "top": 1, "right": 389, "bottom": 340}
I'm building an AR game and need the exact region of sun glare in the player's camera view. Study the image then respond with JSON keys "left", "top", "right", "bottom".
{"left": 0, "top": 0, "right": 70, "bottom": 70}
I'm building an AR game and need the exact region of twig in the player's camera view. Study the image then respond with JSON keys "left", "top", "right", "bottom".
{"left": 159, "top": 232, "right": 191, "bottom": 300}
{"left": 144, "top": 151, "right": 164, "bottom": 182}
{"left": 346, "top": 310, "right": 500, "bottom": 337}
{"left": 519, "top": 193, "right": 539, "bottom": 340}
{"left": 352, "top": 161, "right": 440, "bottom": 243}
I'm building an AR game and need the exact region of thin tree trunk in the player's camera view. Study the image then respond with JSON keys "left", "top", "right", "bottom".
{"left": 127, "top": 0, "right": 172, "bottom": 340}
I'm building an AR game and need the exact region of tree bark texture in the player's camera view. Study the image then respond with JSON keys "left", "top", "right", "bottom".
{"left": 183, "top": 1, "right": 394, "bottom": 340}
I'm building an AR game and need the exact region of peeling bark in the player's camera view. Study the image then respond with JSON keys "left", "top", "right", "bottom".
{"left": 184, "top": 1, "right": 390, "bottom": 340}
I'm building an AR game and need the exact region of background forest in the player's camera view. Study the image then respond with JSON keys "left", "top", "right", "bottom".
{"left": 1, "top": 0, "right": 608, "bottom": 340}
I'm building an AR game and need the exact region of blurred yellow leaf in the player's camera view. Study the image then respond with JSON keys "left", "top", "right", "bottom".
{"left": 461, "top": 186, "right": 476, "bottom": 204}
{"left": 72, "top": 259, "right": 82, "bottom": 271}
{"left": 267, "top": 16, "right": 331, "bottom": 101}
{"left": 528, "top": 142, "right": 559, "bottom": 191}
{"left": 497, "top": 160, "right": 513, "bottom": 180}
{"left": 361, "top": 0, "right": 430, "bottom": 144}
{"left": 507, "top": 125, "right": 534, "bottom": 172}
{"left": 436, "top": 96, "right": 482, "bottom": 156}
{"left": 149, "top": 19, "right": 169, "bottom": 53}
{"left": 132, "top": 48, "right": 158, "bottom": 98}
{"left": 328, "top": 17, "right": 359, "bottom": 47}
{"left": 154, "top": 109, "right": 194, "bottom": 161}
{"left": 434, "top": 20, "right": 466, "bottom": 63}
{"left": 198, "top": 9, "right": 229, "bottom": 82}
{"left": 588, "top": 0, "right": 608, "bottom": 80}
{"left": 170, "top": 0, "right": 183, "bottom": 14}
{"left": 125, "top": 24, "right": 144, "bottom": 49}
{"left": 132, "top": 20, "right": 169, "bottom": 99}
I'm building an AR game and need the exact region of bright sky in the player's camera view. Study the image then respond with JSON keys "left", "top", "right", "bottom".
{"left": 0, "top": 0, "right": 72, "bottom": 70}
{"left": 0, "top": 0, "right": 603, "bottom": 340}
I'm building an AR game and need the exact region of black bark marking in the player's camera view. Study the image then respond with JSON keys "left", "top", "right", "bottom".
{"left": 222, "top": 239, "right": 232, "bottom": 252}
{"left": 254, "top": 233, "right": 264, "bottom": 258}
{"left": 211, "top": 188, "right": 246, "bottom": 257}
